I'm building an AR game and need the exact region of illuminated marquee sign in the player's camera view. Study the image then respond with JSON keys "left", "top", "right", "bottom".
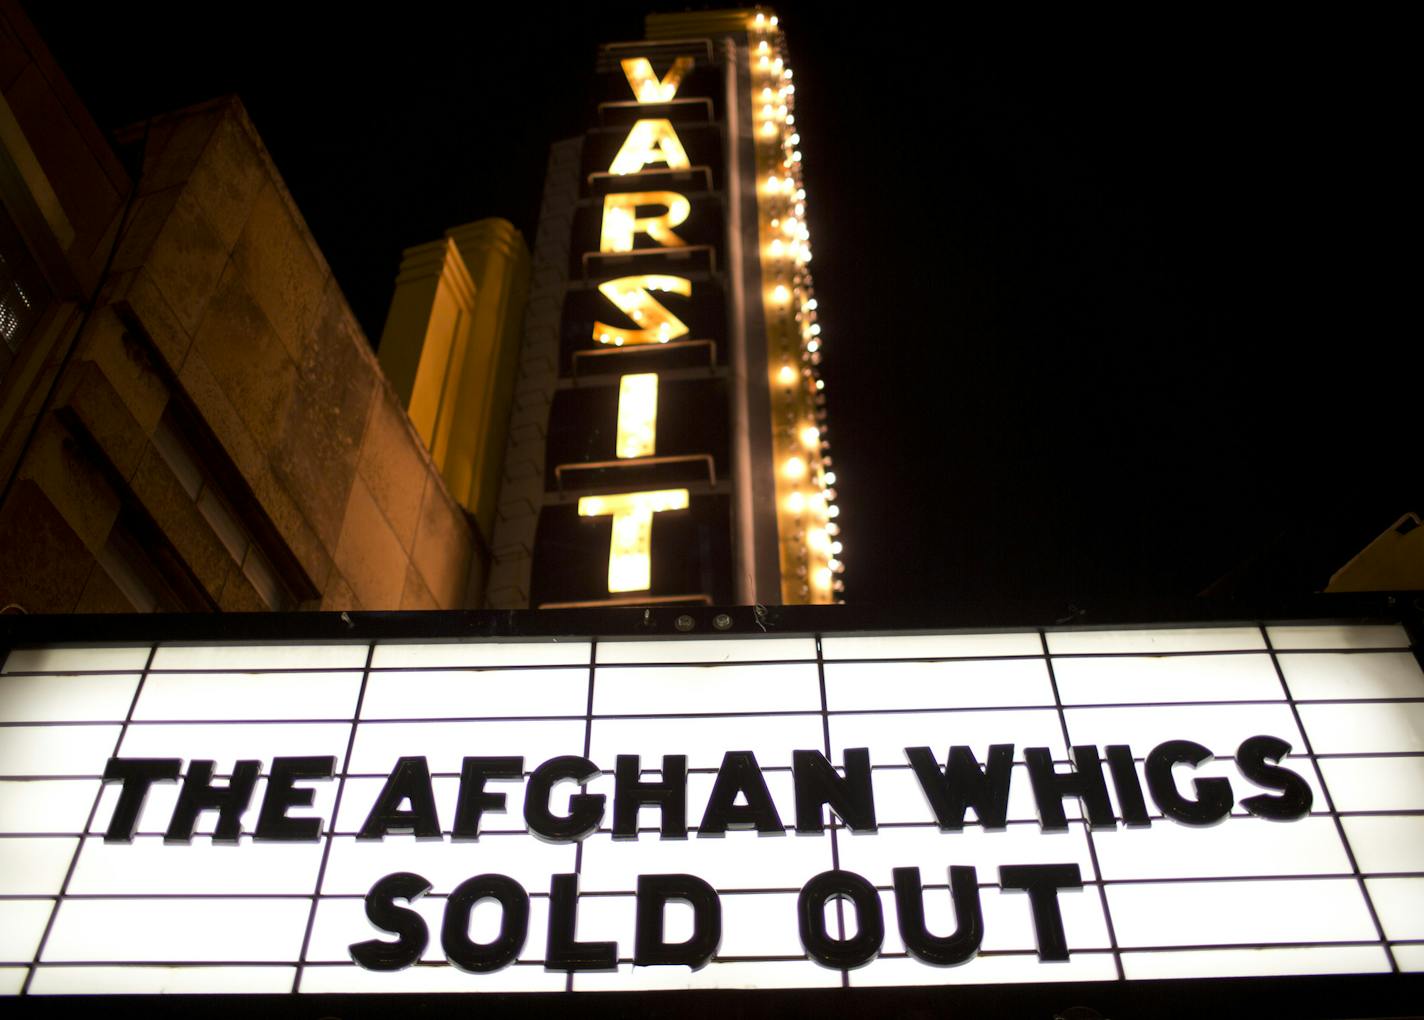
{"left": 2, "top": 621, "right": 1421, "bottom": 995}
{"left": 537, "top": 37, "right": 735, "bottom": 609}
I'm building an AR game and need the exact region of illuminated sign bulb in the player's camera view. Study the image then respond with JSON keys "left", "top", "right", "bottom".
{"left": 772, "top": 284, "right": 789, "bottom": 303}
{"left": 770, "top": 14, "right": 778, "bottom": 26}
{"left": 783, "top": 456, "right": 807, "bottom": 480}
{"left": 755, "top": 11, "right": 765, "bottom": 25}
{"left": 786, "top": 491, "right": 805, "bottom": 514}
{"left": 805, "top": 340, "right": 819, "bottom": 353}
{"left": 809, "top": 323, "right": 821, "bottom": 335}
{"left": 769, "top": 238, "right": 784, "bottom": 257}
{"left": 758, "top": 40, "right": 769, "bottom": 54}
{"left": 807, "top": 527, "right": 830, "bottom": 552}
{"left": 761, "top": 120, "right": 777, "bottom": 138}
{"left": 823, "top": 471, "right": 837, "bottom": 486}
{"left": 777, "top": 364, "right": 796, "bottom": 385}
{"left": 831, "top": 541, "right": 843, "bottom": 555}
{"left": 812, "top": 567, "right": 833, "bottom": 590}
{"left": 799, "top": 425, "right": 820, "bottom": 448}
{"left": 826, "top": 504, "right": 840, "bottom": 518}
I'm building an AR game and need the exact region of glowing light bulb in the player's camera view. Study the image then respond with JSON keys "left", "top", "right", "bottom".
{"left": 826, "top": 504, "right": 840, "bottom": 518}
{"left": 755, "top": 11, "right": 765, "bottom": 25}
{"left": 769, "top": 238, "right": 784, "bottom": 257}
{"left": 831, "top": 541, "right": 843, "bottom": 555}
{"left": 815, "top": 379, "right": 825, "bottom": 391}
{"left": 810, "top": 323, "right": 821, "bottom": 335}
{"left": 770, "top": 14, "right": 778, "bottom": 26}
{"left": 805, "top": 339, "right": 819, "bottom": 353}
{"left": 813, "top": 567, "right": 832, "bottom": 589}
{"left": 808, "top": 528, "right": 830, "bottom": 552}
{"left": 823, "top": 471, "right": 837, "bottom": 486}
{"left": 772, "top": 284, "right": 789, "bottom": 303}
{"left": 799, "top": 425, "right": 819, "bottom": 448}
{"left": 761, "top": 120, "right": 777, "bottom": 138}
{"left": 777, "top": 364, "right": 796, "bottom": 385}
{"left": 783, "top": 456, "right": 806, "bottom": 480}
{"left": 786, "top": 491, "right": 805, "bottom": 514}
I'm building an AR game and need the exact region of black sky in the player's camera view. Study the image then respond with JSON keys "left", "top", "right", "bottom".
{"left": 24, "top": 3, "right": 1416, "bottom": 615}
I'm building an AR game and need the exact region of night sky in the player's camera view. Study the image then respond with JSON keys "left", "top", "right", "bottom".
{"left": 24, "top": 3, "right": 1415, "bottom": 615}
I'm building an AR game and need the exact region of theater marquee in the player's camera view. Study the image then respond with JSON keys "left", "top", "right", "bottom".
{"left": 1, "top": 617, "right": 1421, "bottom": 997}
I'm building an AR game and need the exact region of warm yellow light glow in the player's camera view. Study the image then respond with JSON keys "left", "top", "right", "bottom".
{"left": 757, "top": 40, "right": 769, "bottom": 54}
{"left": 807, "top": 527, "right": 830, "bottom": 553}
{"left": 599, "top": 192, "right": 690, "bottom": 252}
{"left": 783, "top": 456, "right": 806, "bottom": 480}
{"left": 799, "top": 425, "right": 819, "bottom": 449}
{"left": 609, "top": 119, "right": 691, "bottom": 175}
{"left": 823, "top": 471, "right": 837, "bottom": 486}
{"left": 754, "top": 11, "right": 765, "bottom": 25}
{"left": 760, "top": 120, "right": 777, "bottom": 137}
{"left": 777, "top": 364, "right": 796, "bottom": 386}
{"left": 813, "top": 567, "right": 833, "bottom": 589}
{"left": 769, "top": 238, "right": 784, "bottom": 257}
{"left": 770, "top": 14, "right": 779, "bottom": 26}
{"left": 593, "top": 275, "right": 692, "bottom": 345}
{"left": 785, "top": 490, "right": 805, "bottom": 514}
{"left": 615, "top": 373, "right": 658, "bottom": 459}
{"left": 579, "top": 489, "right": 690, "bottom": 593}
{"left": 772, "top": 284, "right": 789, "bottom": 303}
{"left": 620, "top": 56, "right": 695, "bottom": 103}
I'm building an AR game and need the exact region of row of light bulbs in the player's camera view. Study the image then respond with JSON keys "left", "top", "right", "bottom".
{"left": 751, "top": 10, "right": 844, "bottom": 602}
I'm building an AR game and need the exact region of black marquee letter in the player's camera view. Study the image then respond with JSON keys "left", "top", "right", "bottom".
{"left": 349, "top": 871, "right": 432, "bottom": 971}
{"left": 1145, "top": 740, "right": 1233, "bottom": 826}
{"left": 1236, "top": 735, "right": 1313, "bottom": 821}
{"left": 358, "top": 756, "right": 441, "bottom": 840}
{"left": 101, "top": 758, "right": 180, "bottom": 843}
{"left": 792, "top": 748, "right": 876, "bottom": 833}
{"left": 1105, "top": 745, "right": 1151, "bottom": 827}
{"left": 697, "top": 751, "right": 784, "bottom": 836}
{"left": 999, "top": 863, "right": 1081, "bottom": 962}
{"left": 1024, "top": 746, "right": 1116, "bottom": 831}
{"left": 546, "top": 873, "right": 617, "bottom": 971}
{"left": 442, "top": 874, "right": 529, "bottom": 973}
{"left": 634, "top": 874, "right": 721, "bottom": 969}
{"left": 614, "top": 754, "right": 688, "bottom": 839}
{"left": 892, "top": 866, "right": 983, "bottom": 966}
{"left": 165, "top": 760, "right": 259, "bottom": 843}
{"left": 905, "top": 744, "right": 1013, "bottom": 830}
{"left": 453, "top": 756, "right": 523, "bottom": 840}
{"left": 796, "top": 869, "right": 884, "bottom": 969}
{"left": 255, "top": 756, "right": 334, "bottom": 842}
{"left": 525, "top": 756, "right": 605, "bottom": 843}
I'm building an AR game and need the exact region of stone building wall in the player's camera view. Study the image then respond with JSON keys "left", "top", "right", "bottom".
{"left": 0, "top": 81, "right": 474, "bottom": 612}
